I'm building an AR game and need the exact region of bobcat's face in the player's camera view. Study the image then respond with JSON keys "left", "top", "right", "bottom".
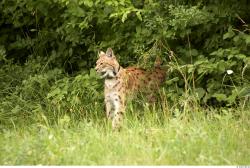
{"left": 95, "top": 48, "right": 120, "bottom": 79}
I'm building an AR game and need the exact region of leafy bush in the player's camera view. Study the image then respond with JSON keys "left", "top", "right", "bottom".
{"left": 0, "top": 0, "right": 249, "bottom": 126}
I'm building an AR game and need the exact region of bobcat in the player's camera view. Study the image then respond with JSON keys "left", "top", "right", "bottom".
{"left": 95, "top": 48, "right": 166, "bottom": 130}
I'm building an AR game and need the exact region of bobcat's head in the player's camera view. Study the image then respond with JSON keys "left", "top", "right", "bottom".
{"left": 95, "top": 48, "right": 120, "bottom": 79}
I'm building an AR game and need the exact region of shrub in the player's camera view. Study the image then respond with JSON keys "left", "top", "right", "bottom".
{"left": 0, "top": 0, "right": 249, "bottom": 127}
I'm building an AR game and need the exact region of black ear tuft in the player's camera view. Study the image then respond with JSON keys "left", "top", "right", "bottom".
{"left": 106, "top": 48, "right": 113, "bottom": 57}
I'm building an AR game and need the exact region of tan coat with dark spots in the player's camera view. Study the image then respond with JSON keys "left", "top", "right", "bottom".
{"left": 95, "top": 48, "right": 166, "bottom": 130}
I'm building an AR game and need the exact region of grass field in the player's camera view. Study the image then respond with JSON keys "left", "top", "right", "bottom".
{"left": 0, "top": 107, "right": 249, "bottom": 165}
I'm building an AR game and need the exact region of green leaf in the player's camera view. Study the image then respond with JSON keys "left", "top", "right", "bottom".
{"left": 233, "top": 35, "right": 240, "bottom": 43}
{"left": 239, "top": 87, "right": 250, "bottom": 97}
{"left": 223, "top": 26, "right": 235, "bottom": 40}
{"left": 223, "top": 31, "right": 235, "bottom": 40}
{"left": 165, "top": 77, "right": 179, "bottom": 85}
{"left": 227, "top": 89, "right": 240, "bottom": 104}
{"left": 47, "top": 88, "right": 61, "bottom": 99}
{"left": 194, "top": 88, "right": 205, "bottom": 99}
{"left": 213, "top": 93, "right": 227, "bottom": 102}
{"left": 122, "top": 11, "right": 129, "bottom": 23}
{"left": 217, "top": 61, "right": 226, "bottom": 72}
{"left": 136, "top": 11, "right": 142, "bottom": 21}
{"left": 244, "top": 34, "right": 250, "bottom": 44}
{"left": 191, "top": 49, "right": 198, "bottom": 56}
{"left": 84, "top": 0, "right": 93, "bottom": 7}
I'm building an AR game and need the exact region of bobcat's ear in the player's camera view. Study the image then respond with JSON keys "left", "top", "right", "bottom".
{"left": 98, "top": 50, "right": 105, "bottom": 57}
{"left": 106, "top": 48, "right": 114, "bottom": 57}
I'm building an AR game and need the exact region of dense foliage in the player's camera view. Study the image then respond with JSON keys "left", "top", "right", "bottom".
{"left": 0, "top": 0, "right": 250, "bottom": 126}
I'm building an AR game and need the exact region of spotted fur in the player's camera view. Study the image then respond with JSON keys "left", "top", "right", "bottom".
{"left": 95, "top": 48, "right": 166, "bottom": 130}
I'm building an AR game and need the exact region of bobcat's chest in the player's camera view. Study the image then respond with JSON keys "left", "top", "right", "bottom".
{"left": 105, "top": 78, "right": 124, "bottom": 93}
{"left": 105, "top": 78, "right": 123, "bottom": 101}
{"left": 105, "top": 79, "right": 120, "bottom": 89}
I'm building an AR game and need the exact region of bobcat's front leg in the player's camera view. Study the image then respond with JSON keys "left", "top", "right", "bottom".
{"left": 105, "top": 100, "right": 113, "bottom": 119}
{"left": 105, "top": 94, "right": 116, "bottom": 120}
{"left": 112, "top": 94, "right": 125, "bottom": 130}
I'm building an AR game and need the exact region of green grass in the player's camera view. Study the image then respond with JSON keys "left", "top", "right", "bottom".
{"left": 0, "top": 108, "right": 249, "bottom": 165}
